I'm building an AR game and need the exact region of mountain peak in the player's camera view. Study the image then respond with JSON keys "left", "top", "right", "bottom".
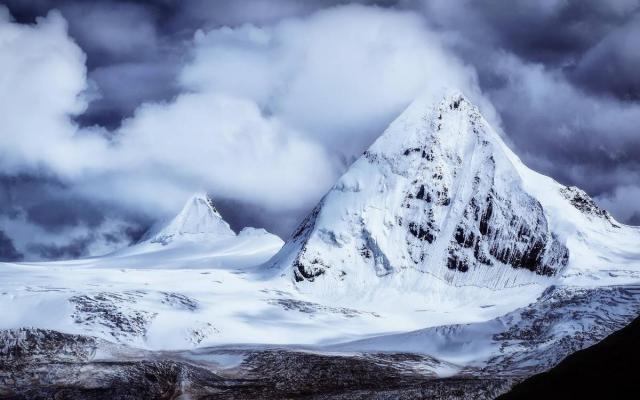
{"left": 187, "top": 191, "right": 223, "bottom": 216}
{"left": 367, "top": 90, "right": 486, "bottom": 162}
{"left": 271, "top": 90, "right": 570, "bottom": 293}
{"left": 435, "top": 89, "right": 466, "bottom": 111}
{"left": 146, "top": 192, "right": 235, "bottom": 245}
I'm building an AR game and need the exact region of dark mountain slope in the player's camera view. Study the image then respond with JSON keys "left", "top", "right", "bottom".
{"left": 499, "top": 315, "right": 640, "bottom": 400}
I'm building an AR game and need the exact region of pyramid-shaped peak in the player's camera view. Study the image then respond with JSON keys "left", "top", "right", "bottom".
{"left": 366, "top": 89, "right": 496, "bottom": 168}
{"left": 397, "top": 89, "right": 476, "bottom": 122}
{"left": 185, "top": 191, "right": 223, "bottom": 217}
{"left": 434, "top": 90, "right": 484, "bottom": 119}
{"left": 271, "top": 90, "right": 569, "bottom": 292}
{"left": 147, "top": 192, "right": 235, "bottom": 245}
{"left": 440, "top": 89, "right": 467, "bottom": 106}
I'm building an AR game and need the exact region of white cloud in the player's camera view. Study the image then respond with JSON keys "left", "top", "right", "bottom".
{"left": 81, "top": 4, "right": 489, "bottom": 218}
{"left": 0, "top": 9, "right": 110, "bottom": 178}
{"left": 181, "top": 5, "right": 488, "bottom": 157}
{"left": 108, "top": 93, "right": 337, "bottom": 213}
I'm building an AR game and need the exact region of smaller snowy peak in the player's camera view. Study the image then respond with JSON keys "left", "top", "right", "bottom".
{"left": 147, "top": 192, "right": 236, "bottom": 245}
{"left": 239, "top": 227, "right": 270, "bottom": 237}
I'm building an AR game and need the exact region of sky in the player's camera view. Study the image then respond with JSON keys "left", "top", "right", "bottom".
{"left": 0, "top": 0, "right": 639, "bottom": 261}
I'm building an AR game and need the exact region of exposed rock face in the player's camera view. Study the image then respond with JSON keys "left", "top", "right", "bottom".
{"left": 482, "top": 285, "right": 640, "bottom": 375}
{"left": 0, "top": 328, "right": 513, "bottom": 400}
{"left": 65, "top": 290, "right": 203, "bottom": 344}
{"left": 498, "top": 315, "right": 640, "bottom": 400}
{"left": 0, "top": 328, "right": 97, "bottom": 363}
{"left": 0, "top": 329, "right": 211, "bottom": 400}
{"left": 328, "top": 284, "right": 640, "bottom": 380}
{"left": 272, "top": 92, "right": 569, "bottom": 291}
{"left": 560, "top": 186, "right": 620, "bottom": 227}
{"left": 69, "top": 291, "right": 157, "bottom": 341}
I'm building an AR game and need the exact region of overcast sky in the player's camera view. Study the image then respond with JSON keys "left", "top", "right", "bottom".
{"left": 1, "top": 0, "right": 639, "bottom": 261}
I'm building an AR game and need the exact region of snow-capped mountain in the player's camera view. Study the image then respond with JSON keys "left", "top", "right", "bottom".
{"left": 270, "top": 91, "right": 632, "bottom": 295}
{"left": 111, "top": 192, "right": 284, "bottom": 269}
{"left": 142, "top": 192, "right": 236, "bottom": 245}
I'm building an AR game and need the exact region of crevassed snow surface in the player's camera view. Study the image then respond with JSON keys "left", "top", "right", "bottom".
{"left": 0, "top": 92, "right": 638, "bottom": 376}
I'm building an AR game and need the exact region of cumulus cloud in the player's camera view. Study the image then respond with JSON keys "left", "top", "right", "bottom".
{"left": 0, "top": 8, "right": 110, "bottom": 177}
{"left": 0, "top": 8, "right": 143, "bottom": 258}
{"left": 180, "top": 5, "right": 488, "bottom": 158}
{"left": 105, "top": 92, "right": 338, "bottom": 213}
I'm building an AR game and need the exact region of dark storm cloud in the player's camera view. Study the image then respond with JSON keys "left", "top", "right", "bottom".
{"left": 25, "top": 198, "right": 105, "bottom": 232}
{"left": 25, "top": 222, "right": 146, "bottom": 260}
{"left": 425, "top": 0, "right": 638, "bottom": 64}
{"left": 0, "top": 230, "right": 22, "bottom": 261}
{"left": 0, "top": 174, "right": 150, "bottom": 260}
{"left": 572, "top": 15, "right": 640, "bottom": 100}
{"left": 26, "top": 235, "right": 95, "bottom": 260}
{"left": 419, "top": 0, "right": 640, "bottom": 100}
{"left": 77, "top": 61, "right": 181, "bottom": 128}
{"left": 0, "top": 0, "right": 639, "bottom": 261}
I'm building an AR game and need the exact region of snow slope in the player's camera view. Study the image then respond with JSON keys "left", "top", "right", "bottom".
{"left": 330, "top": 284, "right": 640, "bottom": 375}
{"left": 0, "top": 91, "right": 638, "bottom": 378}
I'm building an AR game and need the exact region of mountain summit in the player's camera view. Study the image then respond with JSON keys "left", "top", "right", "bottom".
{"left": 145, "top": 192, "right": 235, "bottom": 245}
{"left": 271, "top": 91, "right": 577, "bottom": 292}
